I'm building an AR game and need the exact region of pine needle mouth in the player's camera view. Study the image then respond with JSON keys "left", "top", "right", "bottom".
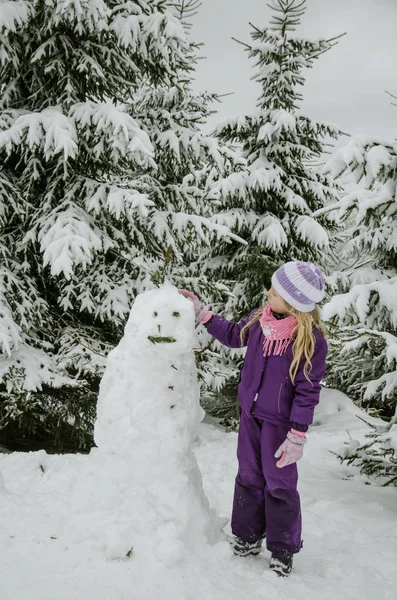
{"left": 147, "top": 336, "right": 177, "bottom": 344}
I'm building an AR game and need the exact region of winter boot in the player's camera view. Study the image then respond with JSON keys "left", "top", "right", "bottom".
{"left": 232, "top": 536, "right": 263, "bottom": 557}
{"left": 269, "top": 550, "right": 293, "bottom": 577}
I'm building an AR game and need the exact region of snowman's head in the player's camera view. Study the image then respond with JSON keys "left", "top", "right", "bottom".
{"left": 124, "top": 285, "right": 195, "bottom": 357}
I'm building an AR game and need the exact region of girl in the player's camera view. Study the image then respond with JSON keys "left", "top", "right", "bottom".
{"left": 180, "top": 261, "right": 327, "bottom": 577}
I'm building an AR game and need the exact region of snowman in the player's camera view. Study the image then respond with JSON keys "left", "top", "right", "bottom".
{"left": 65, "top": 285, "right": 217, "bottom": 563}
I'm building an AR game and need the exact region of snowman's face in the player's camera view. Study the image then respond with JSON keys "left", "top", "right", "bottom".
{"left": 124, "top": 287, "right": 195, "bottom": 356}
{"left": 147, "top": 306, "right": 178, "bottom": 345}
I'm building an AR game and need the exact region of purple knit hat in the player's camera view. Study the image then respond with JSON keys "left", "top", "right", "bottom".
{"left": 271, "top": 261, "right": 325, "bottom": 312}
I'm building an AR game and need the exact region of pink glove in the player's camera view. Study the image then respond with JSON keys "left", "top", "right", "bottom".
{"left": 275, "top": 429, "right": 307, "bottom": 468}
{"left": 178, "top": 290, "right": 213, "bottom": 324}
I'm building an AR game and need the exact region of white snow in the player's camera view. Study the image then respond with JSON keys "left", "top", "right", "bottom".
{"left": 70, "top": 101, "right": 154, "bottom": 165}
{"left": 0, "top": 387, "right": 396, "bottom": 598}
{"left": 0, "top": 0, "right": 34, "bottom": 34}
{"left": 252, "top": 214, "right": 288, "bottom": 250}
{"left": 294, "top": 215, "right": 329, "bottom": 248}
{"left": 0, "top": 287, "right": 396, "bottom": 598}
{"left": 38, "top": 206, "right": 103, "bottom": 279}
{"left": 0, "top": 302, "right": 21, "bottom": 356}
{"left": 323, "top": 277, "right": 397, "bottom": 327}
{"left": 0, "top": 108, "right": 78, "bottom": 161}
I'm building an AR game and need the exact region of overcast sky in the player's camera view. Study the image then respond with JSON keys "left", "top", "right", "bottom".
{"left": 191, "top": 0, "right": 396, "bottom": 145}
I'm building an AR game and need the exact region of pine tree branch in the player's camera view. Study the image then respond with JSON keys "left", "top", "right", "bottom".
{"left": 231, "top": 37, "right": 252, "bottom": 50}
{"left": 169, "top": 0, "right": 202, "bottom": 31}
{"left": 248, "top": 22, "right": 263, "bottom": 35}
{"left": 214, "top": 92, "right": 235, "bottom": 99}
{"left": 68, "top": 335, "right": 107, "bottom": 358}
{"left": 325, "top": 32, "right": 347, "bottom": 44}
{"left": 196, "top": 337, "right": 216, "bottom": 354}
{"left": 385, "top": 90, "right": 397, "bottom": 107}
{"left": 386, "top": 90, "right": 397, "bottom": 100}
{"left": 267, "top": 0, "right": 306, "bottom": 32}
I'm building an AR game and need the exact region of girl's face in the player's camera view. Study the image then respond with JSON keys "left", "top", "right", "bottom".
{"left": 266, "top": 286, "right": 289, "bottom": 314}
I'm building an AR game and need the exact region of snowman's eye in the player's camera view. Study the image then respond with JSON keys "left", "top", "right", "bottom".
{"left": 153, "top": 311, "right": 158, "bottom": 317}
{"left": 172, "top": 311, "right": 180, "bottom": 318}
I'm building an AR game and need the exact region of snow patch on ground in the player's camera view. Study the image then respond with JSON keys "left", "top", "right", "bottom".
{"left": 0, "top": 388, "right": 396, "bottom": 598}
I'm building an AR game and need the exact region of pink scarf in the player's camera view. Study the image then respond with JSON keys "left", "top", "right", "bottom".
{"left": 259, "top": 304, "right": 298, "bottom": 357}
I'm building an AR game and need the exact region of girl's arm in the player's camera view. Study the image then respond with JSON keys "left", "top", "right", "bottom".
{"left": 289, "top": 332, "right": 328, "bottom": 428}
{"left": 203, "top": 309, "right": 259, "bottom": 349}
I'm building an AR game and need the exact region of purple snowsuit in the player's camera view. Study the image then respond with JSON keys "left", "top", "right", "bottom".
{"left": 204, "top": 310, "right": 327, "bottom": 554}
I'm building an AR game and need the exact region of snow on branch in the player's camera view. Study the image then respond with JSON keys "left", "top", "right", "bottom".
{"left": 210, "top": 209, "right": 251, "bottom": 232}
{"left": 37, "top": 205, "right": 103, "bottom": 279}
{"left": 166, "top": 212, "right": 247, "bottom": 246}
{"left": 107, "top": 187, "right": 154, "bottom": 220}
{"left": 294, "top": 215, "right": 329, "bottom": 248}
{"left": 0, "top": 343, "right": 63, "bottom": 392}
{"left": 71, "top": 101, "right": 154, "bottom": 166}
{"left": 110, "top": 5, "right": 187, "bottom": 50}
{"left": 339, "top": 187, "right": 393, "bottom": 224}
{"left": 365, "top": 370, "right": 397, "bottom": 403}
{"left": 252, "top": 214, "right": 287, "bottom": 250}
{"left": 323, "top": 277, "right": 397, "bottom": 327}
{"left": 0, "top": 0, "right": 34, "bottom": 34}
{"left": 0, "top": 108, "right": 78, "bottom": 160}
{"left": 46, "top": 0, "right": 109, "bottom": 34}
{"left": 324, "top": 135, "right": 396, "bottom": 186}
{"left": 0, "top": 300, "right": 22, "bottom": 356}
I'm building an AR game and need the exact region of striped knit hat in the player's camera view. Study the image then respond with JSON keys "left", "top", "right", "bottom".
{"left": 271, "top": 261, "right": 325, "bottom": 312}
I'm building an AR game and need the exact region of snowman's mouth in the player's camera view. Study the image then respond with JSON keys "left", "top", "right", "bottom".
{"left": 148, "top": 335, "right": 177, "bottom": 344}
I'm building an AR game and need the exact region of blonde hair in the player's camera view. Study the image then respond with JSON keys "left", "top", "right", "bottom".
{"left": 239, "top": 303, "right": 325, "bottom": 384}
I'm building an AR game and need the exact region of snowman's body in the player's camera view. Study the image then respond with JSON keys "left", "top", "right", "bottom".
{"left": 67, "top": 286, "right": 216, "bottom": 563}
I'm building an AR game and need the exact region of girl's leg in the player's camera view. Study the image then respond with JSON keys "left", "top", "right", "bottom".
{"left": 260, "top": 422, "right": 302, "bottom": 554}
{"left": 231, "top": 411, "right": 266, "bottom": 543}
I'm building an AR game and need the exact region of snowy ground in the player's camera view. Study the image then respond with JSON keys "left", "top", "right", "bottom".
{"left": 0, "top": 388, "right": 396, "bottom": 600}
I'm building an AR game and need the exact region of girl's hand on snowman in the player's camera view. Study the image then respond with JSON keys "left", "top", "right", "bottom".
{"left": 274, "top": 429, "right": 306, "bottom": 468}
{"left": 178, "top": 290, "right": 213, "bottom": 323}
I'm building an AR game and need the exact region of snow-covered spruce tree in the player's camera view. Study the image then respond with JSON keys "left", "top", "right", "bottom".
{"left": 323, "top": 131, "right": 397, "bottom": 419}
{"left": 0, "top": 0, "right": 238, "bottom": 451}
{"left": 127, "top": 0, "right": 246, "bottom": 406}
{"left": 129, "top": 1, "right": 240, "bottom": 292}
{"left": 322, "top": 118, "right": 397, "bottom": 483}
{"left": 339, "top": 418, "right": 397, "bottom": 486}
{"left": 198, "top": 0, "right": 343, "bottom": 425}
